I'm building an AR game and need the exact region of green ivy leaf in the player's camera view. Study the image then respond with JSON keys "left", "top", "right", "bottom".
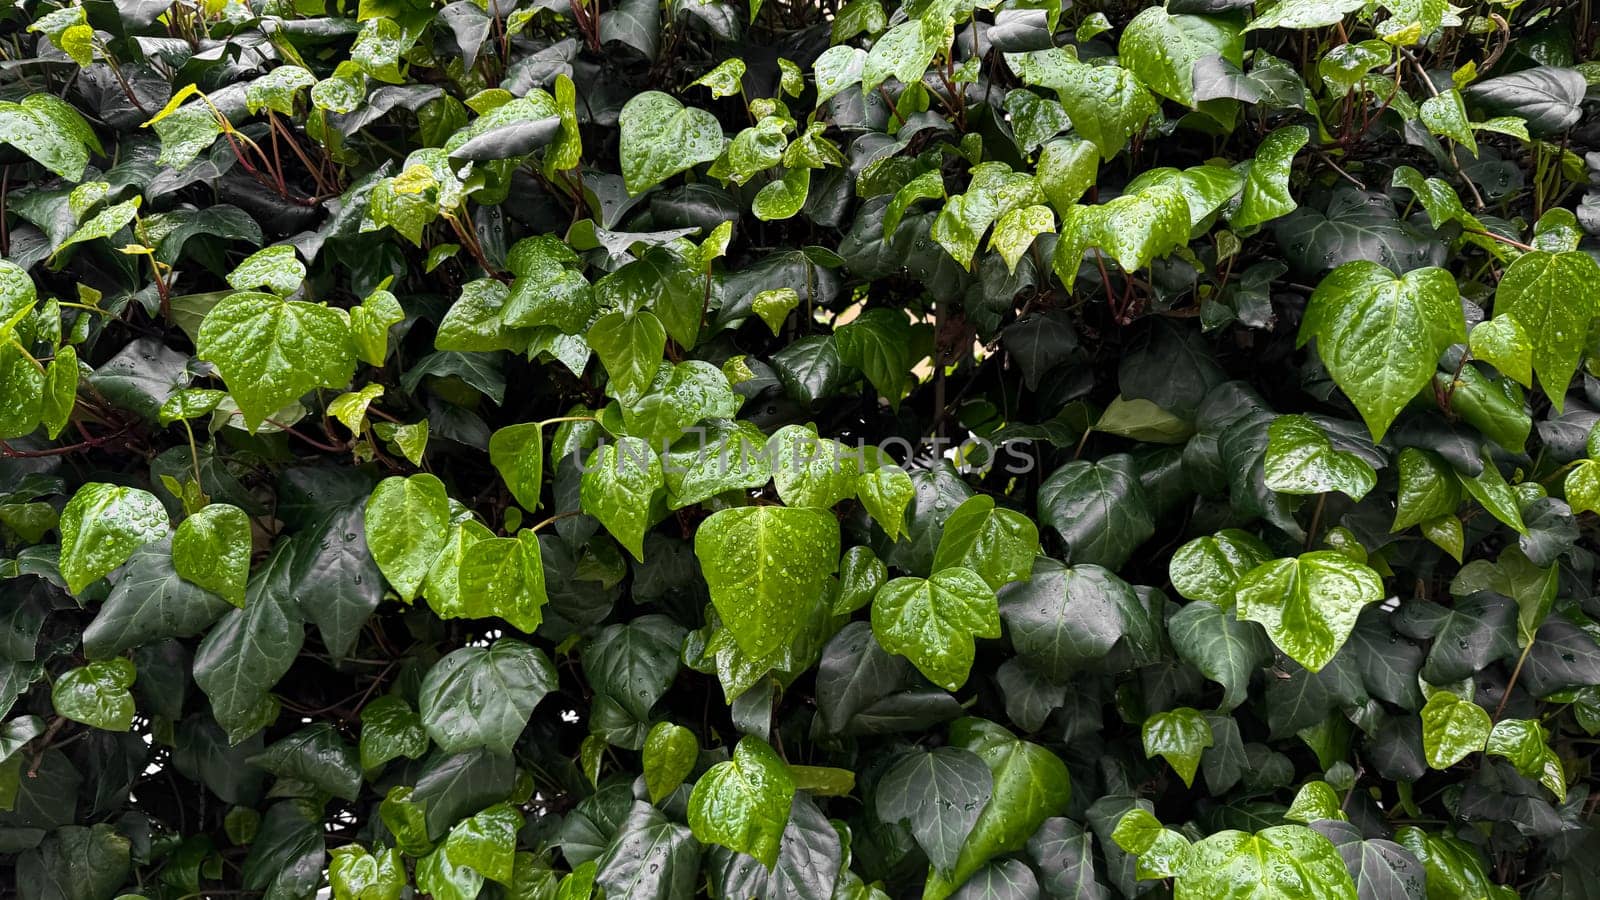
{"left": 59, "top": 482, "right": 171, "bottom": 594}
{"left": 619, "top": 92, "right": 727, "bottom": 195}
{"left": 768, "top": 424, "right": 858, "bottom": 508}
{"left": 1420, "top": 691, "right": 1491, "bottom": 769}
{"left": 931, "top": 496, "right": 1040, "bottom": 590}
{"left": 0, "top": 93, "right": 99, "bottom": 180}
{"left": 52, "top": 658, "right": 136, "bottom": 731}
{"left": 1420, "top": 89, "right": 1477, "bottom": 155}
{"left": 1118, "top": 7, "right": 1243, "bottom": 109}
{"left": 358, "top": 695, "right": 429, "bottom": 772}
{"left": 172, "top": 503, "right": 252, "bottom": 607}
{"left": 365, "top": 474, "right": 452, "bottom": 603}
{"left": 1055, "top": 182, "right": 1190, "bottom": 274}
{"left": 329, "top": 844, "right": 407, "bottom": 900}
{"left": 1230, "top": 125, "right": 1308, "bottom": 230}
{"left": 688, "top": 736, "right": 796, "bottom": 868}
{"left": 1393, "top": 448, "right": 1463, "bottom": 531}
{"left": 458, "top": 531, "right": 549, "bottom": 632}
{"left": 590, "top": 310, "right": 667, "bottom": 403}
{"left": 695, "top": 505, "right": 840, "bottom": 658}
{"left": 1299, "top": 261, "right": 1465, "bottom": 440}
{"left": 1493, "top": 249, "right": 1600, "bottom": 410}
{"left": 643, "top": 722, "right": 698, "bottom": 803}
{"left": 1176, "top": 826, "right": 1356, "bottom": 899}
{"left": 227, "top": 245, "right": 307, "bottom": 297}
{"left": 1168, "top": 529, "right": 1274, "bottom": 608}
{"left": 419, "top": 639, "right": 556, "bottom": 755}
{"left": 1142, "top": 707, "right": 1213, "bottom": 787}
{"left": 1233, "top": 552, "right": 1384, "bottom": 672}
{"left": 197, "top": 291, "right": 357, "bottom": 430}
{"left": 1469, "top": 314, "right": 1534, "bottom": 388}
{"left": 871, "top": 567, "right": 1000, "bottom": 690}
{"left": 856, "top": 452, "right": 916, "bottom": 540}
{"left": 489, "top": 423, "right": 544, "bottom": 511}
{"left": 835, "top": 307, "right": 913, "bottom": 406}
{"left": 1263, "top": 414, "right": 1377, "bottom": 500}
{"left": 580, "top": 438, "right": 665, "bottom": 561}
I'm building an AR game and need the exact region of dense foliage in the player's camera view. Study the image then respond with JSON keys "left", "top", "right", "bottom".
{"left": 2, "top": 0, "right": 1600, "bottom": 896}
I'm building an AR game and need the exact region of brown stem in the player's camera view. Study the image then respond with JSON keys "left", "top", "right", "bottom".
{"left": 0, "top": 424, "right": 133, "bottom": 458}
{"left": 1494, "top": 641, "right": 1535, "bottom": 720}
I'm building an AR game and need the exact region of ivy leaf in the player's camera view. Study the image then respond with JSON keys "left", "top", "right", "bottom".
{"left": 1245, "top": 0, "right": 1365, "bottom": 31}
{"left": 871, "top": 567, "right": 1001, "bottom": 691}
{"left": 365, "top": 474, "right": 452, "bottom": 603}
{"left": 1176, "top": 826, "right": 1357, "bottom": 899}
{"left": 1233, "top": 552, "right": 1384, "bottom": 672}
{"left": 1168, "top": 529, "right": 1273, "bottom": 608}
{"left": 52, "top": 659, "right": 137, "bottom": 731}
{"left": 1468, "top": 315, "right": 1534, "bottom": 388}
{"left": 419, "top": 639, "right": 556, "bottom": 755}
{"left": 643, "top": 722, "right": 698, "bottom": 803}
{"left": 663, "top": 420, "right": 772, "bottom": 509}
{"left": 1036, "top": 454, "right": 1156, "bottom": 570}
{"left": 329, "top": 845, "right": 407, "bottom": 900}
{"left": 59, "top": 482, "right": 171, "bottom": 594}
{"left": 1309, "top": 821, "right": 1425, "bottom": 900}
{"left": 1118, "top": 7, "right": 1242, "bottom": 109}
{"left": 172, "top": 503, "right": 252, "bottom": 607}
{"left": 1169, "top": 601, "right": 1272, "bottom": 710}
{"left": 1299, "top": 261, "right": 1465, "bottom": 440}
{"left": 857, "top": 451, "right": 916, "bottom": 540}
{"left": 927, "top": 719, "right": 1071, "bottom": 899}
{"left": 695, "top": 505, "right": 840, "bottom": 658}
{"left": 488, "top": 423, "right": 544, "bottom": 512}
{"left": 1013, "top": 53, "right": 1157, "bottom": 160}
{"left": 1420, "top": 691, "right": 1491, "bottom": 769}
{"left": 82, "top": 540, "right": 232, "bottom": 658}
{"left": 194, "top": 545, "right": 305, "bottom": 742}
{"left": 1392, "top": 448, "right": 1462, "bottom": 532}
{"left": 619, "top": 92, "right": 726, "bottom": 195}
{"left": 197, "top": 291, "right": 357, "bottom": 430}
{"left": 1492, "top": 249, "right": 1600, "bottom": 411}
{"left": 813, "top": 45, "right": 867, "bottom": 105}
{"left": 862, "top": 16, "right": 945, "bottom": 93}
{"left": 1142, "top": 708, "right": 1213, "bottom": 787}
{"left": 590, "top": 311, "right": 667, "bottom": 403}
{"left": 1230, "top": 125, "right": 1308, "bottom": 230}
{"left": 0, "top": 94, "right": 98, "bottom": 180}
{"left": 458, "top": 531, "right": 549, "bottom": 632}
{"left": 597, "top": 802, "right": 702, "bottom": 899}
{"left": 1263, "top": 414, "right": 1377, "bottom": 500}
{"left": 999, "top": 559, "right": 1157, "bottom": 679}
{"left": 580, "top": 438, "right": 665, "bottom": 561}
{"left": 1055, "top": 182, "right": 1190, "bottom": 274}
{"left": 58, "top": 197, "right": 141, "bottom": 255}
{"left": 250, "top": 724, "right": 363, "bottom": 801}
{"left": 1113, "top": 810, "right": 1192, "bottom": 879}
{"left": 688, "top": 736, "right": 796, "bottom": 868}
{"left": 358, "top": 695, "right": 429, "bottom": 772}
{"left": 1420, "top": 90, "right": 1477, "bottom": 155}
{"left": 227, "top": 245, "right": 307, "bottom": 297}
{"left": 835, "top": 308, "right": 913, "bottom": 406}
{"left": 768, "top": 425, "right": 858, "bottom": 509}
{"left": 1485, "top": 718, "right": 1565, "bottom": 797}
{"left": 874, "top": 747, "right": 993, "bottom": 874}
{"left": 931, "top": 496, "right": 1039, "bottom": 591}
